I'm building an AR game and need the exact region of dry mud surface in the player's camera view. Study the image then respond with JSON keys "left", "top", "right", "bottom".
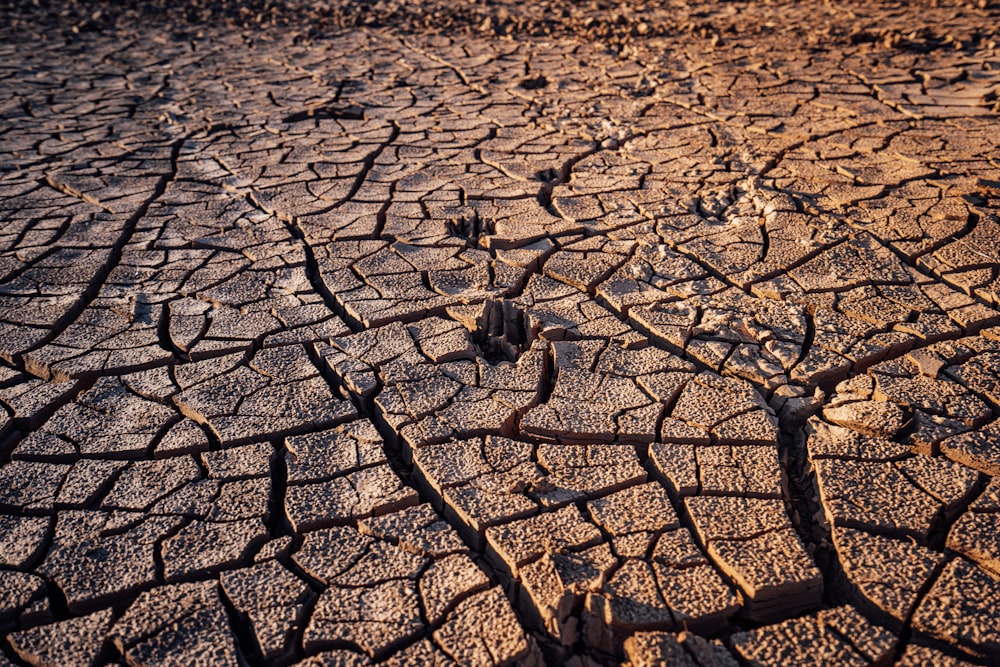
{"left": 1, "top": 1, "right": 1000, "bottom": 665}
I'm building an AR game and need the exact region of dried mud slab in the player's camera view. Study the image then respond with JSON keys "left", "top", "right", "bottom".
{"left": 0, "top": 0, "right": 998, "bottom": 664}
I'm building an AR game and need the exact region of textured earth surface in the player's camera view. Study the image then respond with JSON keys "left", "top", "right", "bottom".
{"left": 1, "top": 0, "right": 1000, "bottom": 665}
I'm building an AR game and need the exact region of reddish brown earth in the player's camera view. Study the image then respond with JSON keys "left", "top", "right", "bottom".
{"left": 1, "top": 1, "right": 999, "bottom": 665}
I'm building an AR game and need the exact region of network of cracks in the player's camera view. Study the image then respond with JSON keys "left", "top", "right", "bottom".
{"left": 1, "top": 2, "right": 1000, "bottom": 665}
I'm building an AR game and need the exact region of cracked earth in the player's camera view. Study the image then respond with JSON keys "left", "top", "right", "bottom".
{"left": 1, "top": 0, "right": 999, "bottom": 665}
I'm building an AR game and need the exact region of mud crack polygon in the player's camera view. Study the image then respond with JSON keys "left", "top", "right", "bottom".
{"left": 1, "top": 1, "right": 999, "bottom": 665}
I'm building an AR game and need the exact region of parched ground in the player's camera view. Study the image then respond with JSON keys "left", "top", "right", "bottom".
{"left": 1, "top": 0, "right": 999, "bottom": 665}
